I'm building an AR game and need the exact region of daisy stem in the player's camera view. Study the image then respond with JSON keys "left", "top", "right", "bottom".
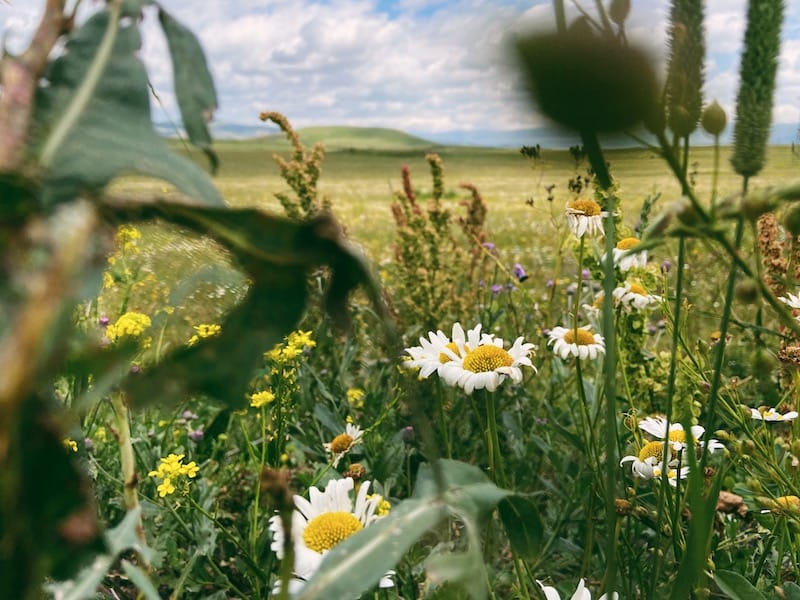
{"left": 485, "top": 391, "right": 507, "bottom": 487}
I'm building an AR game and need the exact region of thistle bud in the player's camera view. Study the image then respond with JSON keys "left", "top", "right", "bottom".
{"left": 701, "top": 100, "right": 727, "bottom": 136}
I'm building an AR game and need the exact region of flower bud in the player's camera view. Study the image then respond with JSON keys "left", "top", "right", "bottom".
{"left": 701, "top": 100, "right": 727, "bottom": 136}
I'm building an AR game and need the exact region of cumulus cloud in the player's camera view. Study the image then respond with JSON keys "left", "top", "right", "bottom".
{"left": 1, "top": 0, "right": 799, "bottom": 136}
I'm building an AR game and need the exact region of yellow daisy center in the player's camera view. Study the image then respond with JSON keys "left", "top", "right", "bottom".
{"left": 616, "top": 237, "right": 640, "bottom": 250}
{"left": 668, "top": 429, "right": 687, "bottom": 444}
{"left": 303, "top": 511, "right": 363, "bottom": 553}
{"left": 568, "top": 199, "right": 601, "bottom": 216}
{"left": 628, "top": 283, "right": 647, "bottom": 296}
{"left": 462, "top": 345, "right": 514, "bottom": 373}
{"left": 638, "top": 440, "right": 664, "bottom": 462}
{"left": 330, "top": 433, "right": 354, "bottom": 454}
{"left": 593, "top": 294, "right": 605, "bottom": 309}
{"left": 563, "top": 329, "right": 596, "bottom": 345}
{"left": 439, "top": 341, "right": 461, "bottom": 364}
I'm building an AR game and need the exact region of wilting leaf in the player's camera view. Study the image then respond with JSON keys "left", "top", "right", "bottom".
{"left": 513, "top": 31, "right": 657, "bottom": 132}
{"left": 34, "top": 8, "right": 223, "bottom": 207}
{"left": 158, "top": 7, "right": 219, "bottom": 173}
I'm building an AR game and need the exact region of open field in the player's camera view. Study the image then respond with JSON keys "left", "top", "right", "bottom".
{"left": 117, "top": 132, "right": 800, "bottom": 269}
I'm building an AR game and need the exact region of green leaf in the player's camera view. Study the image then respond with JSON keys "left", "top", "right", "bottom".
{"left": 414, "top": 459, "right": 510, "bottom": 517}
{"left": 297, "top": 498, "right": 448, "bottom": 600}
{"left": 35, "top": 8, "right": 223, "bottom": 207}
{"left": 122, "top": 560, "right": 162, "bottom": 600}
{"left": 425, "top": 545, "right": 486, "bottom": 600}
{"left": 158, "top": 7, "right": 219, "bottom": 173}
{"left": 714, "top": 570, "right": 767, "bottom": 600}
{"left": 498, "top": 494, "right": 543, "bottom": 559}
{"left": 784, "top": 582, "right": 800, "bottom": 600}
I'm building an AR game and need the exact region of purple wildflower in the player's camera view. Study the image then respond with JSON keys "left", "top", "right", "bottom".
{"left": 188, "top": 429, "right": 205, "bottom": 443}
{"left": 491, "top": 283, "right": 503, "bottom": 295}
{"left": 512, "top": 263, "right": 528, "bottom": 282}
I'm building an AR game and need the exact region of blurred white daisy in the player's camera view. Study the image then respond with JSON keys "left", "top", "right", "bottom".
{"left": 619, "top": 440, "right": 689, "bottom": 486}
{"left": 537, "top": 577, "right": 619, "bottom": 600}
{"left": 323, "top": 423, "right": 364, "bottom": 467}
{"left": 268, "top": 477, "right": 393, "bottom": 594}
{"left": 780, "top": 291, "right": 800, "bottom": 311}
{"left": 637, "top": 415, "right": 724, "bottom": 454}
{"left": 438, "top": 333, "right": 536, "bottom": 394}
{"left": 548, "top": 326, "right": 605, "bottom": 360}
{"left": 612, "top": 281, "right": 661, "bottom": 312}
{"left": 608, "top": 237, "right": 647, "bottom": 272}
{"left": 566, "top": 199, "right": 607, "bottom": 238}
{"left": 751, "top": 406, "right": 799, "bottom": 422}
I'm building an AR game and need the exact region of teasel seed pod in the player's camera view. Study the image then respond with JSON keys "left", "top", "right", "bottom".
{"left": 701, "top": 100, "right": 727, "bottom": 136}
{"left": 665, "top": 0, "right": 706, "bottom": 137}
{"left": 731, "top": 0, "right": 785, "bottom": 179}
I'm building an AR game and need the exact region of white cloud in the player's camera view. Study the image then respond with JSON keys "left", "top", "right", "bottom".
{"left": 1, "top": 0, "right": 799, "bottom": 135}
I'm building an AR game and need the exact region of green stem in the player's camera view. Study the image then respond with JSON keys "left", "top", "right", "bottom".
{"left": 711, "top": 135, "right": 721, "bottom": 215}
{"left": 40, "top": 0, "right": 122, "bottom": 168}
{"left": 485, "top": 392, "right": 507, "bottom": 487}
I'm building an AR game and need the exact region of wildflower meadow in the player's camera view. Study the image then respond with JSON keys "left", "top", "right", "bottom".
{"left": 4, "top": 0, "right": 800, "bottom": 599}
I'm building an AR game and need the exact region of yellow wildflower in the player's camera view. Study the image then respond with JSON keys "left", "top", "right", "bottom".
{"left": 346, "top": 388, "right": 365, "bottom": 409}
{"left": 157, "top": 478, "right": 175, "bottom": 497}
{"left": 106, "top": 312, "right": 151, "bottom": 343}
{"left": 188, "top": 323, "right": 221, "bottom": 347}
{"left": 250, "top": 390, "right": 276, "bottom": 408}
{"left": 368, "top": 493, "right": 391, "bottom": 516}
{"left": 62, "top": 438, "right": 78, "bottom": 453}
{"left": 288, "top": 330, "right": 316, "bottom": 349}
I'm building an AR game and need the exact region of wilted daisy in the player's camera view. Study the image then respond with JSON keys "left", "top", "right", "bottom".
{"left": 537, "top": 578, "right": 618, "bottom": 600}
{"left": 751, "top": 406, "right": 799, "bottom": 422}
{"left": 566, "top": 198, "right": 607, "bottom": 238}
{"left": 548, "top": 326, "right": 605, "bottom": 360}
{"left": 268, "top": 477, "right": 393, "bottom": 594}
{"left": 608, "top": 237, "right": 647, "bottom": 272}
{"left": 637, "top": 415, "right": 724, "bottom": 455}
{"left": 437, "top": 331, "right": 536, "bottom": 394}
{"left": 612, "top": 281, "right": 661, "bottom": 312}
{"left": 403, "top": 322, "right": 488, "bottom": 379}
{"left": 323, "top": 423, "right": 364, "bottom": 467}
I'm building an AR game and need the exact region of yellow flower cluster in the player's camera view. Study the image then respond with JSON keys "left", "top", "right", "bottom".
{"left": 188, "top": 323, "right": 222, "bottom": 347}
{"left": 346, "top": 388, "right": 365, "bottom": 409}
{"left": 250, "top": 390, "right": 276, "bottom": 408}
{"left": 115, "top": 224, "right": 142, "bottom": 253}
{"left": 148, "top": 453, "right": 199, "bottom": 497}
{"left": 106, "top": 311, "right": 151, "bottom": 343}
{"left": 368, "top": 493, "right": 391, "bottom": 516}
{"left": 265, "top": 330, "right": 316, "bottom": 363}
{"left": 62, "top": 438, "right": 78, "bottom": 453}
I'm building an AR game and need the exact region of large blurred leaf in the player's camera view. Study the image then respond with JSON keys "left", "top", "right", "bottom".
{"left": 99, "top": 200, "right": 389, "bottom": 408}
{"left": 298, "top": 459, "right": 508, "bottom": 599}
{"left": 34, "top": 7, "right": 223, "bottom": 207}
{"left": 713, "top": 570, "right": 767, "bottom": 600}
{"left": 158, "top": 7, "right": 219, "bottom": 173}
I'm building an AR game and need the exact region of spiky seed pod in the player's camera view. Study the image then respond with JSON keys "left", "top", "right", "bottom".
{"left": 701, "top": 100, "right": 727, "bottom": 136}
{"left": 731, "top": 0, "right": 785, "bottom": 178}
{"left": 665, "top": 0, "right": 706, "bottom": 137}
{"left": 609, "top": 0, "right": 631, "bottom": 26}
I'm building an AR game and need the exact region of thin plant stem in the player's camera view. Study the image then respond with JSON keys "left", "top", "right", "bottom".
{"left": 485, "top": 391, "right": 507, "bottom": 487}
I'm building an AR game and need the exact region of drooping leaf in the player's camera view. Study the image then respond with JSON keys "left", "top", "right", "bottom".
{"left": 413, "top": 459, "right": 511, "bottom": 516}
{"left": 784, "top": 582, "right": 800, "bottom": 600}
{"left": 713, "top": 570, "right": 767, "bottom": 600}
{"left": 34, "top": 8, "right": 223, "bottom": 207}
{"left": 99, "top": 201, "right": 390, "bottom": 408}
{"left": 498, "top": 494, "right": 543, "bottom": 559}
{"left": 158, "top": 7, "right": 219, "bottom": 173}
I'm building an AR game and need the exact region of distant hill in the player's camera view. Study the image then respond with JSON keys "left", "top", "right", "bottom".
{"left": 155, "top": 121, "right": 800, "bottom": 150}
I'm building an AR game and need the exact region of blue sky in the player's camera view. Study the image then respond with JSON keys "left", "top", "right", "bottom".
{"left": 2, "top": 1, "right": 799, "bottom": 138}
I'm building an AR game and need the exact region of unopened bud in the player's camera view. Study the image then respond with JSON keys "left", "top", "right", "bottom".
{"left": 701, "top": 100, "right": 727, "bottom": 136}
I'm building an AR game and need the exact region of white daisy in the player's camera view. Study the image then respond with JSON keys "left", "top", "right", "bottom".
{"left": 780, "top": 291, "right": 800, "bottom": 311}
{"left": 537, "top": 578, "right": 619, "bottom": 600}
{"left": 608, "top": 237, "right": 648, "bottom": 272}
{"left": 637, "top": 415, "right": 724, "bottom": 454}
{"left": 566, "top": 199, "right": 607, "bottom": 238}
{"left": 438, "top": 332, "right": 536, "bottom": 394}
{"left": 612, "top": 282, "right": 661, "bottom": 312}
{"left": 403, "top": 322, "right": 489, "bottom": 379}
{"left": 323, "top": 423, "right": 364, "bottom": 467}
{"left": 269, "top": 477, "right": 393, "bottom": 594}
{"left": 751, "top": 406, "right": 799, "bottom": 422}
{"left": 619, "top": 439, "right": 689, "bottom": 486}
{"left": 548, "top": 326, "right": 605, "bottom": 360}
